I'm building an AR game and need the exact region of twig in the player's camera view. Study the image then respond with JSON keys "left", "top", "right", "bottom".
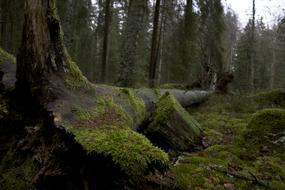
{"left": 207, "top": 164, "right": 272, "bottom": 189}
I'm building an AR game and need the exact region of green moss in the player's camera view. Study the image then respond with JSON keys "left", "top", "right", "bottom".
{"left": 74, "top": 98, "right": 133, "bottom": 128}
{"left": 47, "top": 2, "right": 91, "bottom": 90}
{"left": 68, "top": 127, "right": 169, "bottom": 178}
{"left": 203, "top": 128, "right": 224, "bottom": 145}
{"left": 242, "top": 108, "right": 285, "bottom": 153}
{"left": 173, "top": 93, "right": 285, "bottom": 190}
{"left": 159, "top": 83, "right": 186, "bottom": 90}
{"left": 0, "top": 47, "right": 16, "bottom": 65}
{"left": 0, "top": 149, "right": 36, "bottom": 190}
{"left": 193, "top": 113, "right": 247, "bottom": 144}
{"left": 0, "top": 101, "right": 8, "bottom": 116}
{"left": 251, "top": 89, "right": 285, "bottom": 108}
{"left": 152, "top": 92, "right": 201, "bottom": 135}
{"left": 173, "top": 156, "right": 232, "bottom": 189}
{"left": 120, "top": 88, "right": 146, "bottom": 123}
{"left": 64, "top": 58, "right": 91, "bottom": 90}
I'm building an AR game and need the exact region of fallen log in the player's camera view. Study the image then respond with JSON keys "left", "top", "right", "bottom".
{"left": 0, "top": 0, "right": 212, "bottom": 189}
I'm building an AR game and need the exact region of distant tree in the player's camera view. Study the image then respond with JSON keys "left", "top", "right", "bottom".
{"left": 197, "top": 0, "right": 225, "bottom": 90}
{"left": 0, "top": 0, "right": 24, "bottom": 54}
{"left": 250, "top": 0, "right": 256, "bottom": 93}
{"left": 148, "top": 0, "right": 161, "bottom": 87}
{"left": 101, "top": 0, "right": 112, "bottom": 83}
{"left": 117, "top": 0, "right": 149, "bottom": 87}
{"left": 275, "top": 17, "right": 285, "bottom": 88}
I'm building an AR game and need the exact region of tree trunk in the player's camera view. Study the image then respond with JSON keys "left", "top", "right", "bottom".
{"left": 250, "top": 0, "right": 256, "bottom": 93}
{"left": 117, "top": 0, "right": 148, "bottom": 87}
{"left": 101, "top": 0, "right": 112, "bottom": 83}
{"left": 270, "top": 36, "right": 276, "bottom": 89}
{"left": 16, "top": 0, "right": 88, "bottom": 105}
{"left": 148, "top": 0, "right": 161, "bottom": 88}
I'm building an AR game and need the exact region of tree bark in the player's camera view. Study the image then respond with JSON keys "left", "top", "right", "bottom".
{"left": 117, "top": 0, "right": 148, "bottom": 87}
{"left": 148, "top": 0, "right": 161, "bottom": 88}
{"left": 250, "top": 0, "right": 256, "bottom": 93}
{"left": 16, "top": 0, "right": 88, "bottom": 105}
{"left": 101, "top": 0, "right": 112, "bottom": 83}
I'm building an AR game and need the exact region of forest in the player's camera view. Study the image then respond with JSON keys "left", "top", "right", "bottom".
{"left": 0, "top": 0, "right": 285, "bottom": 189}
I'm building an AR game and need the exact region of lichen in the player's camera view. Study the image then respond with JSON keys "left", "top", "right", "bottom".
{"left": 119, "top": 88, "right": 146, "bottom": 123}
{"left": 68, "top": 126, "right": 169, "bottom": 179}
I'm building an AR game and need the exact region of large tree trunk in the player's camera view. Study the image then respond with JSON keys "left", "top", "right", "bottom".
{"left": 117, "top": 0, "right": 148, "bottom": 87}
{"left": 16, "top": 0, "right": 88, "bottom": 105}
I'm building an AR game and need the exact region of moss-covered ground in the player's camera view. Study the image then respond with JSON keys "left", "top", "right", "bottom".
{"left": 172, "top": 90, "right": 285, "bottom": 190}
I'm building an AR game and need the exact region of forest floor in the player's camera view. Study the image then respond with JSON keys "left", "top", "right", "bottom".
{"left": 171, "top": 91, "right": 285, "bottom": 190}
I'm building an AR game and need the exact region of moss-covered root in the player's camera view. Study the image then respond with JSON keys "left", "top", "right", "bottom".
{"left": 241, "top": 108, "right": 285, "bottom": 154}
{"left": 144, "top": 92, "right": 202, "bottom": 151}
{"left": 68, "top": 127, "right": 169, "bottom": 180}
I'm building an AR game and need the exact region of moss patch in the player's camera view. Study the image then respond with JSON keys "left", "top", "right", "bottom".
{"left": 242, "top": 108, "right": 285, "bottom": 154}
{"left": 0, "top": 100, "right": 8, "bottom": 117}
{"left": 64, "top": 58, "right": 91, "bottom": 90}
{"left": 120, "top": 88, "right": 146, "bottom": 123}
{"left": 0, "top": 48, "right": 16, "bottom": 65}
{"left": 173, "top": 93, "right": 285, "bottom": 190}
{"left": 47, "top": 2, "right": 91, "bottom": 90}
{"left": 68, "top": 126, "right": 169, "bottom": 179}
{"left": 73, "top": 98, "right": 133, "bottom": 128}
{"left": 0, "top": 149, "right": 36, "bottom": 190}
{"left": 251, "top": 89, "right": 285, "bottom": 108}
{"left": 146, "top": 92, "right": 202, "bottom": 151}
{"left": 152, "top": 92, "right": 201, "bottom": 135}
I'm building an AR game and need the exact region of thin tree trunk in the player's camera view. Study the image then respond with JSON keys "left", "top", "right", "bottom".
{"left": 148, "top": 0, "right": 161, "bottom": 88}
{"left": 270, "top": 37, "right": 276, "bottom": 89}
{"left": 101, "top": 0, "right": 112, "bottom": 83}
{"left": 157, "top": 1, "right": 166, "bottom": 85}
{"left": 250, "top": 0, "right": 256, "bottom": 93}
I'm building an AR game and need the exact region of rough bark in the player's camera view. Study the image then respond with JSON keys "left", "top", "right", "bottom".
{"left": 16, "top": 0, "right": 88, "bottom": 105}
{"left": 148, "top": 0, "right": 161, "bottom": 88}
{"left": 117, "top": 0, "right": 148, "bottom": 87}
{"left": 101, "top": 0, "right": 112, "bottom": 83}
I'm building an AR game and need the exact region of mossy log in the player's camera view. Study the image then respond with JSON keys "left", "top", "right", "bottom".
{"left": 142, "top": 92, "right": 203, "bottom": 151}
{"left": 0, "top": 0, "right": 211, "bottom": 189}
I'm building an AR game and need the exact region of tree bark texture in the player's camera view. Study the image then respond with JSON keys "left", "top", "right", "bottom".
{"left": 148, "top": 0, "right": 161, "bottom": 88}
{"left": 101, "top": 0, "right": 112, "bottom": 83}
{"left": 117, "top": 0, "right": 148, "bottom": 87}
{"left": 16, "top": 0, "right": 72, "bottom": 102}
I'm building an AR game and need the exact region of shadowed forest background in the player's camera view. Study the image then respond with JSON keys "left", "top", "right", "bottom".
{"left": 0, "top": 0, "right": 285, "bottom": 190}
{"left": 1, "top": 0, "right": 285, "bottom": 91}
